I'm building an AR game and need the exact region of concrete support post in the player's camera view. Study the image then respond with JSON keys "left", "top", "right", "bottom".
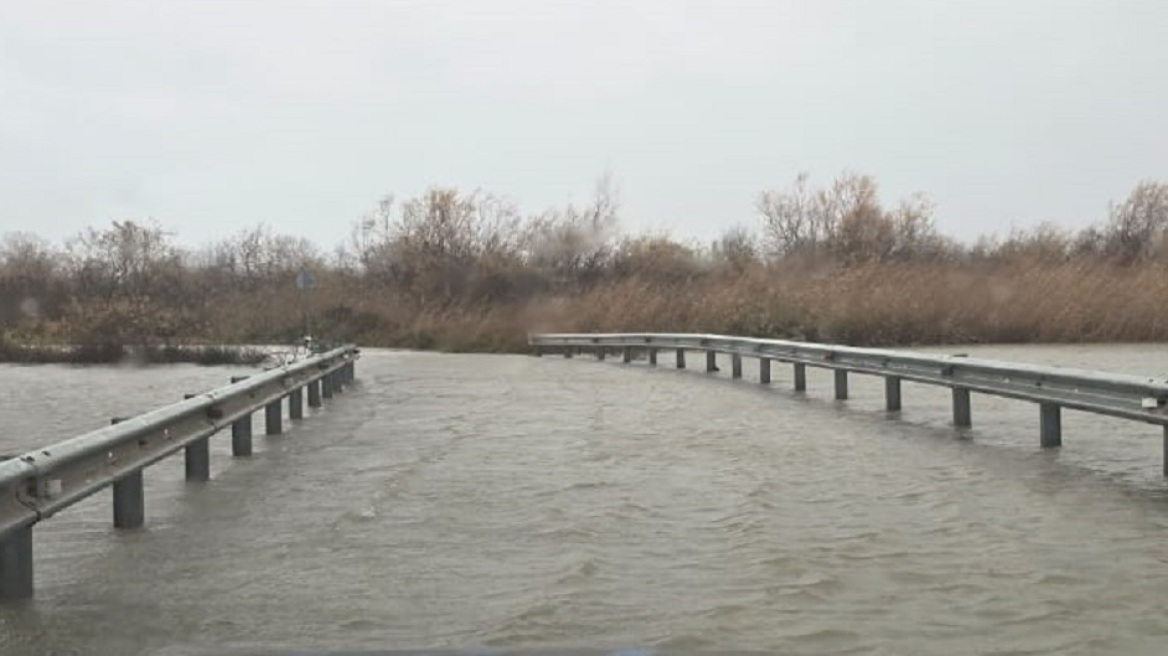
{"left": 307, "top": 380, "right": 322, "bottom": 408}
{"left": 760, "top": 358, "right": 771, "bottom": 384}
{"left": 676, "top": 349, "right": 686, "bottom": 369}
{"left": 0, "top": 525, "right": 33, "bottom": 601}
{"left": 834, "top": 370, "right": 848, "bottom": 400}
{"left": 182, "top": 394, "right": 210, "bottom": 481}
{"left": 289, "top": 388, "right": 304, "bottom": 420}
{"left": 230, "top": 376, "right": 253, "bottom": 456}
{"left": 1040, "top": 403, "right": 1062, "bottom": 448}
{"left": 885, "top": 376, "right": 902, "bottom": 412}
{"left": 648, "top": 348, "right": 658, "bottom": 366}
{"left": 622, "top": 347, "right": 633, "bottom": 364}
{"left": 265, "top": 400, "right": 283, "bottom": 435}
{"left": 706, "top": 351, "right": 717, "bottom": 373}
{"left": 109, "top": 418, "right": 144, "bottom": 529}
{"left": 952, "top": 387, "right": 972, "bottom": 427}
{"left": 794, "top": 363, "right": 807, "bottom": 392}
{"left": 731, "top": 354, "right": 742, "bottom": 379}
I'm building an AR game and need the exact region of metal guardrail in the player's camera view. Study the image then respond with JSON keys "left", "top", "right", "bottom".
{"left": 0, "top": 344, "right": 360, "bottom": 601}
{"left": 530, "top": 332, "right": 1168, "bottom": 471}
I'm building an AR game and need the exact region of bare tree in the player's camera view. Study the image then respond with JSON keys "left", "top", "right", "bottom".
{"left": 757, "top": 172, "right": 817, "bottom": 259}
{"left": 1104, "top": 180, "right": 1168, "bottom": 264}
{"left": 712, "top": 225, "right": 758, "bottom": 273}
{"left": 757, "top": 171, "right": 941, "bottom": 265}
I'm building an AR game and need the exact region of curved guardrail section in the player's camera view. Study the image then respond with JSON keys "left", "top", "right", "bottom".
{"left": 529, "top": 332, "right": 1168, "bottom": 471}
{"left": 0, "top": 344, "right": 360, "bottom": 601}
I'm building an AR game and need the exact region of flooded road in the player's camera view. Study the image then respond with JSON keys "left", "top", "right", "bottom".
{"left": 3, "top": 345, "right": 1168, "bottom": 655}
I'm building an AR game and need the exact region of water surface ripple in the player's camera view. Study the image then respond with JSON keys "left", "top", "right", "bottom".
{"left": 2, "top": 345, "right": 1168, "bottom": 654}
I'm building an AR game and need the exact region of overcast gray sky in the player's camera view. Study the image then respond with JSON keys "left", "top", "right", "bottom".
{"left": 2, "top": 0, "right": 1166, "bottom": 249}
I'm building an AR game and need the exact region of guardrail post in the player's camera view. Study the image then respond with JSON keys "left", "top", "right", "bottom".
{"left": 563, "top": 348, "right": 573, "bottom": 359}
{"left": 109, "top": 417, "right": 145, "bottom": 529}
{"left": 332, "top": 370, "right": 344, "bottom": 394}
{"left": 265, "top": 399, "right": 283, "bottom": 435}
{"left": 596, "top": 346, "right": 605, "bottom": 361}
{"left": 884, "top": 376, "right": 902, "bottom": 411}
{"left": 230, "top": 376, "right": 254, "bottom": 456}
{"left": 1040, "top": 403, "right": 1062, "bottom": 448}
{"left": 1163, "top": 427, "right": 1168, "bottom": 478}
{"left": 952, "top": 388, "right": 972, "bottom": 427}
{"left": 760, "top": 358, "right": 771, "bottom": 384}
{"left": 834, "top": 370, "right": 848, "bottom": 400}
{"left": 289, "top": 388, "right": 304, "bottom": 420}
{"left": 648, "top": 348, "right": 658, "bottom": 366}
{"left": 731, "top": 354, "right": 742, "bottom": 379}
{"left": 322, "top": 373, "right": 334, "bottom": 399}
{"left": 676, "top": 349, "right": 686, "bottom": 369}
{"left": 794, "top": 363, "right": 807, "bottom": 392}
{"left": 182, "top": 394, "right": 211, "bottom": 481}
{"left": 308, "top": 380, "right": 322, "bottom": 408}
{"left": 706, "top": 351, "right": 717, "bottom": 373}
{"left": 622, "top": 347, "right": 633, "bottom": 364}
{"left": 0, "top": 524, "right": 33, "bottom": 601}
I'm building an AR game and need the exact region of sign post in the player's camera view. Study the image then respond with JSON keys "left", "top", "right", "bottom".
{"left": 295, "top": 269, "right": 318, "bottom": 352}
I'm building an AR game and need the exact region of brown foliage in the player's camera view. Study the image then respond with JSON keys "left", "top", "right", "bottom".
{"left": 5, "top": 175, "right": 1168, "bottom": 358}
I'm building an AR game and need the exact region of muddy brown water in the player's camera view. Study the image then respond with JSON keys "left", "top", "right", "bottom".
{"left": 2, "top": 345, "right": 1168, "bottom": 655}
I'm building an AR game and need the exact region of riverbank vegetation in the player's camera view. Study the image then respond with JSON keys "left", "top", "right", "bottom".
{"left": 3, "top": 172, "right": 1168, "bottom": 360}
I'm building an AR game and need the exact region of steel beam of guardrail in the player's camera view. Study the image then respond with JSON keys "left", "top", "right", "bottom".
{"left": 531, "top": 332, "right": 1168, "bottom": 474}
{"left": 0, "top": 345, "right": 360, "bottom": 601}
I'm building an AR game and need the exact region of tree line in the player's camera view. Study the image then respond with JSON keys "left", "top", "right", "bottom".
{"left": 2, "top": 172, "right": 1167, "bottom": 358}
